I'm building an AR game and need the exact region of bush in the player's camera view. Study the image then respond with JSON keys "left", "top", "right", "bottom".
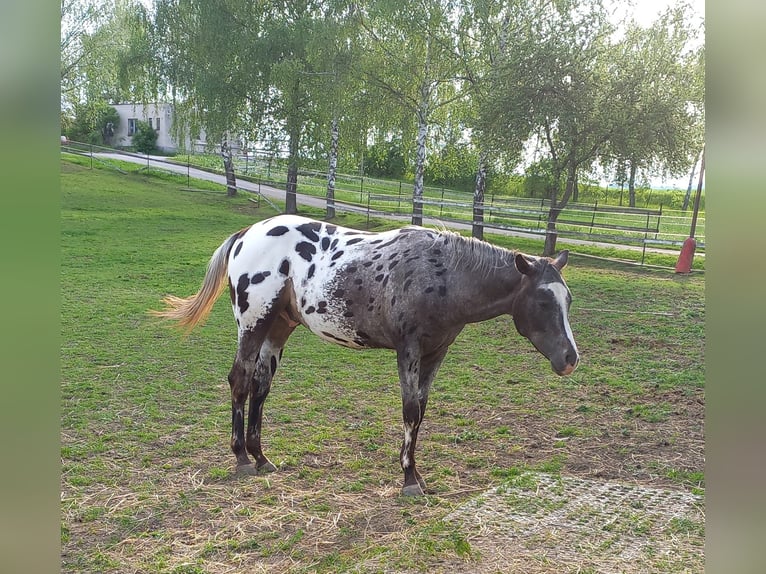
{"left": 132, "top": 121, "right": 158, "bottom": 155}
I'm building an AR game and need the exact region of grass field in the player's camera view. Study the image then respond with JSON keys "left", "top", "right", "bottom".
{"left": 61, "top": 158, "right": 705, "bottom": 573}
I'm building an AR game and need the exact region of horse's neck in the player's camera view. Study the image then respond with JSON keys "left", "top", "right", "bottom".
{"left": 445, "top": 238, "right": 521, "bottom": 324}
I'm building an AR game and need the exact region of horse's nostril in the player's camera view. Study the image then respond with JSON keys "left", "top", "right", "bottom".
{"left": 566, "top": 352, "right": 578, "bottom": 366}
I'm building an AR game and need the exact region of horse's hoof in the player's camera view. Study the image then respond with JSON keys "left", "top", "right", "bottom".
{"left": 401, "top": 483, "right": 425, "bottom": 497}
{"left": 256, "top": 461, "right": 277, "bottom": 473}
{"left": 235, "top": 463, "right": 258, "bottom": 476}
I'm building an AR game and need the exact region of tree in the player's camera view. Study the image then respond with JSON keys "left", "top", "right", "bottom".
{"left": 66, "top": 100, "right": 119, "bottom": 145}
{"left": 357, "top": 0, "right": 471, "bottom": 225}
{"left": 483, "top": 0, "right": 623, "bottom": 255}
{"left": 132, "top": 120, "right": 157, "bottom": 154}
{"left": 602, "top": 4, "right": 705, "bottom": 207}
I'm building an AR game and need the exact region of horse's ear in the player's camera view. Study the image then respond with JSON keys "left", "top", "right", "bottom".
{"left": 552, "top": 250, "right": 569, "bottom": 270}
{"left": 515, "top": 253, "right": 535, "bottom": 275}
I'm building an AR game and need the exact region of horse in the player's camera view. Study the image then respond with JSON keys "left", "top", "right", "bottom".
{"left": 152, "top": 214, "right": 579, "bottom": 496}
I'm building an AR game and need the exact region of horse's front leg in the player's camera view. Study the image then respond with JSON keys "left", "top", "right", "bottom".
{"left": 397, "top": 345, "right": 450, "bottom": 496}
{"left": 396, "top": 344, "right": 427, "bottom": 496}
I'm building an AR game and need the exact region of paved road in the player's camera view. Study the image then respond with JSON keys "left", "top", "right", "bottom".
{"left": 92, "top": 152, "right": 696, "bottom": 258}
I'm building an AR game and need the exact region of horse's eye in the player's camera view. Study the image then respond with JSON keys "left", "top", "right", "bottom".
{"left": 538, "top": 301, "right": 550, "bottom": 311}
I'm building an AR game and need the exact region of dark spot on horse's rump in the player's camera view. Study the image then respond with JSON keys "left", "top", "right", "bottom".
{"left": 406, "top": 256, "right": 419, "bottom": 263}
{"left": 279, "top": 259, "right": 290, "bottom": 276}
{"left": 382, "top": 275, "right": 389, "bottom": 287}
{"left": 296, "top": 222, "right": 321, "bottom": 242}
{"left": 305, "top": 306, "right": 316, "bottom": 314}
{"left": 391, "top": 296, "right": 396, "bottom": 306}
{"left": 295, "top": 241, "right": 316, "bottom": 262}
{"left": 424, "top": 286, "right": 434, "bottom": 294}
{"left": 346, "top": 265, "right": 358, "bottom": 273}
{"left": 362, "top": 261, "right": 373, "bottom": 268}
{"left": 367, "top": 305, "right": 374, "bottom": 312}
{"left": 250, "top": 271, "right": 271, "bottom": 284}
{"left": 354, "top": 278, "right": 363, "bottom": 285}
{"left": 427, "top": 258, "right": 437, "bottom": 264}
{"left": 343, "top": 310, "right": 354, "bottom": 317}
{"left": 368, "top": 296, "right": 375, "bottom": 303}
{"left": 372, "top": 253, "right": 382, "bottom": 260}
{"left": 346, "top": 237, "right": 363, "bottom": 246}
{"left": 376, "top": 264, "right": 384, "bottom": 271}
{"left": 318, "top": 300, "right": 327, "bottom": 308}
{"left": 435, "top": 270, "right": 446, "bottom": 277}
{"left": 233, "top": 241, "right": 243, "bottom": 258}
{"left": 321, "top": 237, "right": 331, "bottom": 251}
{"left": 267, "top": 225, "right": 290, "bottom": 236}
{"left": 333, "top": 288, "right": 345, "bottom": 298}
{"left": 403, "top": 279, "right": 412, "bottom": 292}
{"left": 389, "top": 260, "right": 400, "bottom": 270}
{"left": 331, "top": 250, "right": 345, "bottom": 261}
{"left": 307, "top": 264, "right": 316, "bottom": 279}
{"left": 375, "top": 274, "right": 384, "bottom": 282}
{"left": 438, "top": 285, "right": 447, "bottom": 297}
{"left": 301, "top": 297, "right": 306, "bottom": 307}
{"left": 370, "top": 239, "right": 383, "bottom": 245}
{"left": 325, "top": 224, "right": 337, "bottom": 235}
{"left": 317, "top": 307, "right": 327, "bottom": 314}
{"left": 330, "top": 238, "right": 339, "bottom": 250}
{"left": 236, "top": 273, "right": 250, "bottom": 313}
{"left": 404, "top": 269, "right": 414, "bottom": 278}
{"left": 270, "top": 355, "right": 277, "bottom": 376}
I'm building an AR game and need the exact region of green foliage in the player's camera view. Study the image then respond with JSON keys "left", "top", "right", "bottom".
{"left": 364, "top": 140, "right": 408, "bottom": 179}
{"left": 424, "top": 143, "right": 480, "bottom": 192}
{"left": 65, "top": 101, "right": 120, "bottom": 146}
{"left": 132, "top": 120, "right": 157, "bottom": 154}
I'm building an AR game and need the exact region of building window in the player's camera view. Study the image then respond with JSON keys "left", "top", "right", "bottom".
{"left": 154, "top": 117, "right": 160, "bottom": 132}
{"left": 128, "top": 118, "right": 138, "bottom": 136}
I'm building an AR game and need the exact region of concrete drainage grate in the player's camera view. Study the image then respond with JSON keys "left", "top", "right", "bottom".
{"left": 446, "top": 473, "right": 705, "bottom": 572}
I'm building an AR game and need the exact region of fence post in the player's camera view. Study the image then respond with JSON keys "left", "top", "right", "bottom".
{"left": 440, "top": 188, "right": 445, "bottom": 217}
{"left": 360, "top": 176, "right": 364, "bottom": 204}
{"left": 90, "top": 144, "right": 93, "bottom": 169}
{"left": 641, "top": 212, "right": 650, "bottom": 265}
{"left": 589, "top": 201, "right": 598, "bottom": 235}
{"left": 398, "top": 181, "right": 402, "bottom": 209}
{"left": 366, "top": 187, "right": 371, "bottom": 228}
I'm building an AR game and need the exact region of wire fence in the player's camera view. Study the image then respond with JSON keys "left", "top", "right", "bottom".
{"left": 61, "top": 141, "right": 705, "bottom": 258}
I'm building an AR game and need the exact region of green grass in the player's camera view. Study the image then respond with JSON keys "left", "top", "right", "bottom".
{"left": 61, "top": 158, "right": 704, "bottom": 573}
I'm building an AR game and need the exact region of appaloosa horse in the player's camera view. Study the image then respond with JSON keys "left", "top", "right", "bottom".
{"left": 153, "top": 214, "right": 579, "bottom": 495}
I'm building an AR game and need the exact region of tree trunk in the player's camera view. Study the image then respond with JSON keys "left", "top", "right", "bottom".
{"left": 412, "top": 107, "right": 428, "bottom": 226}
{"left": 221, "top": 139, "right": 237, "bottom": 197}
{"left": 542, "top": 163, "right": 576, "bottom": 256}
{"left": 472, "top": 150, "right": 488, "bottom": 240}
{"left": 326, "top": 117, "right": 339, "bottom": 219}
{"left": 285, "top": 122, "right": 299, "bottom": 214}
{"left": 628, "top": 159, "right": 637, "bottom": 208}
{"left": 682, "top": 148, "right": 703, "bottom": 211}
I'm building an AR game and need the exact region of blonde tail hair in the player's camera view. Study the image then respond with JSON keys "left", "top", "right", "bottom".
{"left": 150, "top": 233, "right": 239, "bottom": 332}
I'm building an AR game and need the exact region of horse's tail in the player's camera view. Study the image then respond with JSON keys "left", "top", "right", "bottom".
{"left": 150, "top": 232, "right": 241, "bottom": 332}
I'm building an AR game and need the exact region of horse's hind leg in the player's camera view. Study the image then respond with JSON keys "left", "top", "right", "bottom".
{"left": 245, "top": 313, "right": 296, "bottom": 472}
{"left": 228, "top": 327, "right": 267, "bottom": 475}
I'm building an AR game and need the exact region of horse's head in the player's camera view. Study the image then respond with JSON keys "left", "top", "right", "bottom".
{"left": 511, "top": 251, "right": 579, "bottom": 376}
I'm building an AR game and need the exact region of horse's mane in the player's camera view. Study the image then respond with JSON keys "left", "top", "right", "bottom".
{"left": 436, "top": 228, "right": 518, "bottom": 277}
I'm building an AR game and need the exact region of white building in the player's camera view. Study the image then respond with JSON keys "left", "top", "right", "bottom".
{"left": 111, "top": 103, "right": 182, "bottom": 152}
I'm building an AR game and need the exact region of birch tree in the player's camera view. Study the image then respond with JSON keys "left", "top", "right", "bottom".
{"left": 358, "top": 0, "right": 470, "bottom": 225}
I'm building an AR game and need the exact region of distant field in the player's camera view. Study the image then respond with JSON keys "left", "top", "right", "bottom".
{"left": 61, "top": 159, "right": 704, "bottom": 573}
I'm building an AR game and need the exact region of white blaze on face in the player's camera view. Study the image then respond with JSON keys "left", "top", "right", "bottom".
{"left": 542, "top": 282, "right": 578, "bottom": 356}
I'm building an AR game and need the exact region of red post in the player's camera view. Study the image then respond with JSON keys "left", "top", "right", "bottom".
{"left": 675, "top": 237, "right": 697, "bottom": 273}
